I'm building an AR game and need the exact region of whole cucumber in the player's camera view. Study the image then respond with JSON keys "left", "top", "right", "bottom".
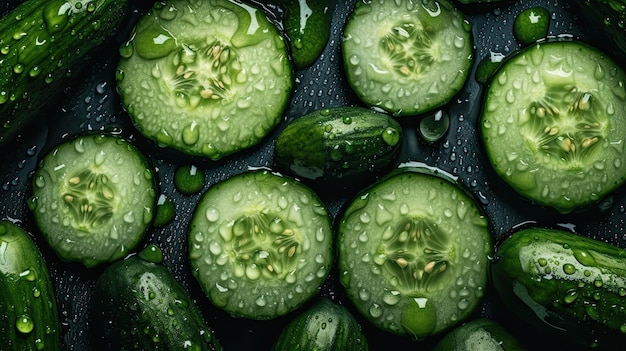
{"left": 90, "top": 245, "right": 222, "bottom": 351}
{"left": 492, "top": 227, "right": 626, "bottom": 348}
{"left": 0, "top": 0, "right": 130, "bottom": 147}
{"left": 274, "top": 106, "right": 402, "bottom": 187}
{"left": 272, "top": 297, "right": 369, "bottom": 351}
{"left": 0, "top": 220, "right": 61, "bottom": 351}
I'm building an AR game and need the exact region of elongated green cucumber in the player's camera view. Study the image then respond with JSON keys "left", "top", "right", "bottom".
{"left": 0, "top": 220, "right": 61, "bottom": 351}
{"left": 272, "top": 297, "right": 369, "bottom": 351}
{"left": 492, "top": 227, "right": 626, "bottom": 347}
{"left": 0, "top": 0, "right": 130, "bottom": 147}
{"left": 274, "top": 106, "right": 402, "bottom": 185}
{"left": 91, "top": 245, "right": 223, "bottom": 351}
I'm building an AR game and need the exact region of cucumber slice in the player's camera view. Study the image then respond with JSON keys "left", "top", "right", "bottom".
{"left": 117, "top": 0, "right": 294, "bottom": 160}
{"left": 480, "top": 40, "right": 626, "bottom": 213}
{"left": 29, "top": 133, "right": 157, "bottom": 267}
{"left": 337, "top": 164, "right": 492, "bottom": 339}
{"left": 188, "top": 170, "right": 334, "bottom": 320}
{"left": 341, "top": 0, "right": 474, "bottom": 116}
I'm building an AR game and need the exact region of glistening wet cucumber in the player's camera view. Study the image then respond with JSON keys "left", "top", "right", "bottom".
{"left": 0, "top": 221, "right": 61, "bottom": 351}
{"left": 91, "top": 245, "right": 223, "bottom": 351}
{"left": 341, "top": 0, "right": 474, "bottom": 117}
{"left": 116, "top": 0, "right": 294, "bottom": 160}
{"left": 337, "top": 163, "right": 493, "bottom": 339}
{"left": 480, "top": 40, "right": 626, "bottom": 214}
{"left": 274, "top": 106, "right": 402, "bottom": 186}
{"left": 29, "top": 133, "right": 157, "bottom": 267}
{"left": 0, "top": 0, "right": 129, "bottom": 147}
{"left": 272, "top": 297, "right": 369, "bottom": 351}
{"left": 433, "top": 318, "right": 526, "bottom": 351}
{"left": 492, "top": 227, "right": 626, "bottom": 348}
{"left": 188, "top": 170, "right": 334, "bottom": 320}
{"left": 275, "top": 0, "right": 334, "bottom": 69}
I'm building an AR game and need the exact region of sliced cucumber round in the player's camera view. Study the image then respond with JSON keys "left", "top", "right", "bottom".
{"left": 341, "top": 0, "right": 474, "bottom": 116}
{"left": 337, "top": 164, "right": 492, "bottom": 339}
{"left": 480, "top": 40, "right": 626, "bottom": 213}
{"left": 29, "top": 133, "right": 157, "bottom": 267}
{"left": 188, "top": 170, "right": 334, "bottom": 320}
{"left": 117, "top": 0, "right": 294, "bottom": 160}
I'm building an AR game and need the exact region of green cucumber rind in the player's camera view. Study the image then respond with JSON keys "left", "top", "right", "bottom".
{"left": 279, "top": 0, "right": 335, "bottom": 69}
{"left": 341, "top": 0, "right": 474, "bottom": 116}
{"left": 274, "top": 106, "right": 402, "bottom": 183}
{"left": 188, "top": 170, "right": 334, "bottom": 320}
{"left": 492, "top": 227, "right": 626, "bottom": 345}
{"left": 337, "top": 164, "right": 493, "bottom": 338}
{"left": 29, "top": 133, "right": 157, "bottom": 267}
{"left": 0, "top": 221, "right": 61, "bottom": 351}
{"left": 117, "top": 0, "right": 294, "bottom": 160}
{"left": 91, "top": 254, "right": 223, "bottom": 351}
{"left": 0, "top": 0, "right": 130, "bottom": 147}
{"left": 433, "top": 318, "right": 526, "bottom": 351}
{"left": 480, "top": 39, "right": 626, "bottom": 214}
{"left": 272, "top": 297, "right": 369, "bottom": 351}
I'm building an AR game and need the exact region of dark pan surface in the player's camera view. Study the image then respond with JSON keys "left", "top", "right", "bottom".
{"left": 0, "top": 0, "right": 624, "bottom": 350}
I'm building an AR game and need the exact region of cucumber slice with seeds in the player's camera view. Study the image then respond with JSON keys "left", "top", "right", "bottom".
{"left": 337, "top": 164, "right": 492, "bottom": 339}
{"left": 117, "top": 0, "right": 294, "bottom": 160}
{"left": 341, "top": 0, "right": 474, "bottom": 116}
{"left": 29, "top": 133, "right": 157, "bottom": 267}
{"left": 480, "top": 40, "right": 626, "bottom": 213}
{"left": 188, "top": 170, "right": 334, "bottom": 320}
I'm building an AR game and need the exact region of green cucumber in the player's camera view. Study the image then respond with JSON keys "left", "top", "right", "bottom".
{"left": 272, "top": 297, "right": 369, "bottom": 351}
{"left": 274, "top": 106, "right": 402, "bottom": 185}
{"left": 337, "top": 163, "right": 493, "bottom": 339}
{"left": 433, "top": 318, "right": 526, "bottom": 351}
{"left": 480, "top": 40, "right": 626, "bottom": 214}
{"left": 574, "top": 0, "right": 626, "bottom": 58}
{"left": 341, "top": 0, "right": 474, "bottom": 116}
{"left": 29, "top": 133, "right": 157, "bottom": 267}
{"left": 0, "top": 0, "right": 130, "bottom": 147}
{"left": 91, "top": 245, "right": 222, "bottom": 351}
{"left": 188, "top": 169, "right": 334, "bottom": 320}
{"left": 116, "top": 0, "right": 294, "bottom": 160}
{"left": 0, "top": 220, "right": 61, "bottom": 351}
{"left": 276, "top": 0, "right": 334, "bottom": 69}
{"left": 513, "top": 7, "right": 550, "bottom": 45}
{"left": 492, "top": 227, "right": 626, "bottom": 348}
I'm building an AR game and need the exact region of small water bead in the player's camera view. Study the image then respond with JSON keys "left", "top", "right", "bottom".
{"left": 369, "top": 303, "right": 383, "bottom": 318}
{"left": 563, "top": 289, "right": 579, "bottom": 304}
{"left": 383, "top": 290, "right": 401, "bottom": 305}
{"left": 15, "top": 314, "right": 34, "bottom": 334}
{"left": 13, "top": 63, "right": 25, "bottom": 74}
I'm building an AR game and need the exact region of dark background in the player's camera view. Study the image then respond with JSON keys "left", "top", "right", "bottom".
{"left": 0, "top": 0, "right": 624, "bottom": 350}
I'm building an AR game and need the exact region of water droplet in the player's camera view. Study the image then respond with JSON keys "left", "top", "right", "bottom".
{"left": 369, "top": 303, "right": 382, "bottom": 318}
{"left": 15, "top": 314, "right": 34, "bottom": 334}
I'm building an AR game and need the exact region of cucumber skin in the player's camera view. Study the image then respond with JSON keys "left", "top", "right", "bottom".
{"left": 273, "top": 298, "right": 369, "bottom": 351}
{"left": 277, "top": 0, "right": 334, "bottom": 69}
{"left": 433, "top": 318, "right": 525, "bottom": 351}
{"left": 0, "top": 0, "right": 130, "bottom": 148}
{"left": 0, "top": 221, "right": 61, "bottom": 351}
{"left": 574, "top": 0, "right": 626, "bottom": 59}
{"left": 274, "top": 107, "right": 402, "bottom": 184}
{"left": 91, "top": 255, "right": 222, "bottom": 351}
{"left": 492, "top": 227, "right": 626, "bottom": 346}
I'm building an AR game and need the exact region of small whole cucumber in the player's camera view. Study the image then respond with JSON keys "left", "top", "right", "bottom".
{"left": 0, "top": 220, "right": 61, "bottom": 351}
{"left": 433, "top": 318, "right": 526, "bottom": 351}
{"left": 0, "top": 0, "right": 130, "bottom": 147}
{"left": 90, "top": 245, "right": 222, "bottom": 351}
{"left": 492, "top": 227, "right": 626, "bottom": 348}
{"left": 272, "top": 297, "right": 369, "bottom": 351}
{"left": 274, "top": 106, "right": 402, "bottom": 186}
